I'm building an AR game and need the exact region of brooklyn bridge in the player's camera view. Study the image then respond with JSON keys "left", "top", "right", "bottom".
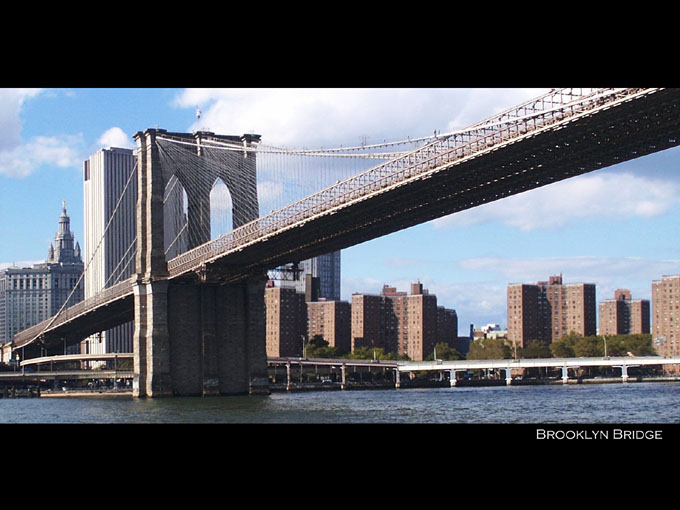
{"left": 9, "top": 88, "right": 680, "bottom": 397}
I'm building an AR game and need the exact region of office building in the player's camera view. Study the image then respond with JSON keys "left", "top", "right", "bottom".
{"left": 599, "top": 289, "right": 650, "bottom": 336}
{"left": 279, "top": 251, "right": 341, "bottom": 301}
{"left": 82, "top": 147, "right": 138, "bottom": 354}
{"left": 0, "top": 203, "right": 84, "bottom": 345}
{"left": 508, "top": 275, "right": 596, "bottom": 348}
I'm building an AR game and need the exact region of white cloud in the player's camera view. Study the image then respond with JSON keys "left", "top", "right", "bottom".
{"left": 97, "top": 127, "right": 135, "bottom": 150}
{"left": 0, "top": 134, "right": 84, "bottom": 178}
{"left": 174, "top": 88, "right": 550, "bottom": 148}
{"left": 0, "top": 88, "right": 85, "bottom": 178}
{"left": 0, "top": 88, "right": 42, "bottom": 152}
{"left": 459, "top": 255, "right": 680, "bottom": 299}
{"left": 433, "top": 172, "right": 680, "bottom": 231}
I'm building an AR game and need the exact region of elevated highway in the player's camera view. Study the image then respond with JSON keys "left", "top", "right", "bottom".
{"left": 397, "top": 356, "right": 680, "bottom": 385}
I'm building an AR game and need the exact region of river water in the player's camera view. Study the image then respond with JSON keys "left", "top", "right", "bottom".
{"left": 1, "top": 382, "right": 679, "bottom": 424}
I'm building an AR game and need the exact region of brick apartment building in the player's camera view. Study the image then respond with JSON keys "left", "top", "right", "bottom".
{"left": 599, "top": 289, "right": 650, "bottom": 336}
{"left": 652, "top": 275, "right": 680, "bottom": 358}
{"left": 507, "top": 275, "right": 596, "bottom": 349}
{"left": 266, "top": 280, "right": 458, "bottom": 361}
{"left": 351, "top": 283, "right": 457, "bottom": 361}
{"left": 264, "top": 284, "right": 307, "bottom": 357}
{"left": 265, "top": 279, "right": 352, "bottom": 357}
{"left": 307, "top": 300, "right": 351, "bottom": 353}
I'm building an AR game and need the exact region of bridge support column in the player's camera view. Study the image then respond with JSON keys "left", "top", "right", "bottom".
{"left": 505, "top": 368, "right": 513, "bottom": 385}
{"left": 133, "top": 128, "right": 268, "bottom": 397}
{"left": 395, "top": 369, "right": 401, "bottom": 389}
{"left": 620, "top": 365, "right": 629, "bottom": 382}
{"left": 341, "top": 363, "right": 346, "bottom": 390}
{"left": 133, "top": 129, "right": 173, "bottom": 398}
{"left": 133, "top": 280, "right": 172, "bottom": 398}
{"left": 159, "top": 276, "right": 269, "bottom": 397}
{"left": 561, "top": 366, "right": 569, "bottom": 384}
{"left": 450, "top": 369, "right": 457, "bottom": 387}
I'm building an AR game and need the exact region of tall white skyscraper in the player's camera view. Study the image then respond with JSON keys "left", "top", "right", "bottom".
{"left": 83, "top": 147, "right": 137, "bottom": 353}
{"left": 82, "top": 146, "right": 187, "bottom": 354}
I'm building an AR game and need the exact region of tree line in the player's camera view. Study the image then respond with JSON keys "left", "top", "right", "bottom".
{"left": 304, "top": 333, "right": 656, "bottom": 362}
{"left": 467, "top": 333, "right": 655, "bottom": 360}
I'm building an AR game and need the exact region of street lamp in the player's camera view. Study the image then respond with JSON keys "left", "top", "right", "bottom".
{"left": 602, "top": 335, "right": 608, "bottom": 359}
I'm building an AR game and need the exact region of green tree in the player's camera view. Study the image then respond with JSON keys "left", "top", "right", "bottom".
{"left": 348, "top": 346, "right": 392, "bottom": 360}
{"left": 550, "top": 333, "right": 579, "bottom": 357}
{"left": 467, "top": 337, "right": 512, "bottom": 360}
{"left": 520, "top": 339, "right": 552, "bottom": 359}
{"left": 604, "top": 334, "right": 655, "bottom": 356}
{"left": 426, "top": 342, "right": 463, "bottom": 361}
{"left": 573, "top": 335, "right": 602, "bottom": 357}
{"left": 306, "top": 335, "right": 342, "bottom": 358}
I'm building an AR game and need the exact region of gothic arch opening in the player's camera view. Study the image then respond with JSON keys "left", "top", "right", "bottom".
{"left": 163, "top": 175, "right": 190, "bottom": 259}
{"left": 210, "top": 178, "right": 234, "bottom": 240}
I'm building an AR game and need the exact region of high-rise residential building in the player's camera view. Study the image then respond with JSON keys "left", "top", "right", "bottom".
{"left": 507, "top": 275, "right": 596, "bottom": 348}
{"left": 599, "top": 289, "right": 650, "bottom": 336}
{"left": 437, "top": 307, "right": 458, "bottom": 348}
{"left": 351, "top": 283, "right": 457, "bottom": 361}
{"left": 279, "top": 251, "right": 341, "bottom": 301}
{"left": 652, "top": 275, "right": 680, "bottom": 359}
{"left": 394, "top": 282, "right": 439, "bottom": 361}
{"left": 307, "top": 299, "right": 351, "bottom": 353}
{"left": 351, "top": 293, "right": 387, "bottom": 352}
{"left": 507, "top": 283, "right": 539, "bottom": 347}
{"left": 264, "top": 283, "right": 307, "bottom": 357}
{"left": 0, "top": 203, "right": 84, "bottom": 345}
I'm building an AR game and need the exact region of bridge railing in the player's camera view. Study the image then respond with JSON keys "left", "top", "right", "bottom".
{"left": 167, "top": 88, "right": 651, "bottom": 277}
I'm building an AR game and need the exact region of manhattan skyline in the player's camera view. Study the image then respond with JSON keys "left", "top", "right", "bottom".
{"left": 1, "top": 88, "right": 679, "bottom": 335}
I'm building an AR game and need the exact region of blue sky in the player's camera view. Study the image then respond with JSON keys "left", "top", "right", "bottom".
{"left": 2, "top": 88, "right": 679, "bottom": 335}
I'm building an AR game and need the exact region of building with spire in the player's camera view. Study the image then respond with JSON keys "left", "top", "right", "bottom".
{"left": 0, "top": 202, "right": 84, "bottom": 344}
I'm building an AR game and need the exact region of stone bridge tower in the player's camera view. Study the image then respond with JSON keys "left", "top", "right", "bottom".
{"left": 133, "top": 128, "right": 268, "bottom": 397}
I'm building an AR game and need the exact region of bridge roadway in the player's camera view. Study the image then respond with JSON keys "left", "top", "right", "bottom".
{"left": 267, "top": 355, "right": 680, "bottom": 387}
{"left": 0, "top": 353, "right": 135, "bottom": 385}
{"left": 12, "top": 87, "right": 680, "bottom": 353}
{"left": 397, "top": 356, "right": 680, "bottom": 386}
